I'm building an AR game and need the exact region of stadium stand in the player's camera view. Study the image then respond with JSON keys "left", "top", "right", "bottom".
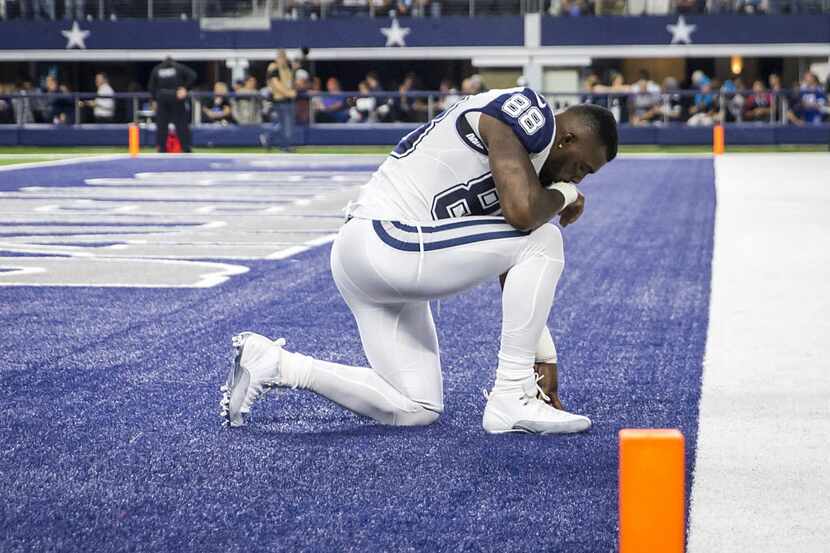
{"left": 0, "top": 0, "right": 828, "bottom": 146}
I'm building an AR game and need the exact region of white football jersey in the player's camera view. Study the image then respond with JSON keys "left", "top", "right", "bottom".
{"left": 350, "top": 87, "right": 557, "bottom": 222}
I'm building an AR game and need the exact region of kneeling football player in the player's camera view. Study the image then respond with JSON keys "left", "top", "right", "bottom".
{"left": 221, "top": 89, "right": 617, "bottom": 434}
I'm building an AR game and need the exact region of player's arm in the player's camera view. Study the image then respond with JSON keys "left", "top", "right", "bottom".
{"left": 479, "top": 113, "right": 568, "bottom": 232}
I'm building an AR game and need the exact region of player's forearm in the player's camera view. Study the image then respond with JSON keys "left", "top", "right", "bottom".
{"left": 491, "top": 156, "right": 564, "bottom": 231}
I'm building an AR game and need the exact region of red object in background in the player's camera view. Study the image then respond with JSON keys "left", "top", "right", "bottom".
{"left": 165, "top": 131, "right": 182, "bottom": 154}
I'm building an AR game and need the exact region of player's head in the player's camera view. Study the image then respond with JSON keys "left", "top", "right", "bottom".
{"left": 544, "top": 104, "right": 618, "bottom": 185}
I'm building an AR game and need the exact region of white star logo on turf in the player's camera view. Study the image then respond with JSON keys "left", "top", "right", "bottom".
{"left": 666, "top": 16, "right": 697, "bottom": 45}
{"left": 62, "top": 21, "right": 90, "bottom": 49}
{"left": 380, "top": 18, "right": 410, "bottom": 47}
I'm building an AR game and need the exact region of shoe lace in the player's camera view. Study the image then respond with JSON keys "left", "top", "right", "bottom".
{"left": 534, "top": 373, "right": 551, "bottom": 404}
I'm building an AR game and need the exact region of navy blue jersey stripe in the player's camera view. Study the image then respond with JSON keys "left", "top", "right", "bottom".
{"left": 390, "top": 98, "right": 468, "bottom": 159}
{"left": 373, "top": 220, "right": 527, "bottom": 252}
{"left": 390, "top": 217, "right": 510, "bottom": 234}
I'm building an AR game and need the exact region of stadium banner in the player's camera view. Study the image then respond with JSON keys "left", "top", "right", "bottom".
{"left": 2, "top": 15, "right": 830, "bottom": 52}
{"left": 0, "top": 16, "right": 524, "bottom": 51}
{"left": 542, "top": 15, "right": 830, "bottom": 46}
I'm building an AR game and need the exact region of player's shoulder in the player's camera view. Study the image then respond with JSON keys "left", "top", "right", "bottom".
{"left": 473, "top": 87, "right": 550, "bottom": 109}
{"left": 473, "top": 87, "right": 555, "bottom": 154}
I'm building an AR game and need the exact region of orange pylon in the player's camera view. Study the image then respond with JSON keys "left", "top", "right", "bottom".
{"left": 713, "top": 124, "right": 725, "bottom": 155}
{"left": 128, "top": 124, "right": 140, "bottom": 157}
{"left": 619, "top": 429, "right": 685, "bottom": 553}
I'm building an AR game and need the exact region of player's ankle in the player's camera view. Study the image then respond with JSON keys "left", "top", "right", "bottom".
{"left": 280, "top": 349, "right": 314, "bottom": 389}
{"left": 491, "top": 371, "right": 536, "bottom": 396}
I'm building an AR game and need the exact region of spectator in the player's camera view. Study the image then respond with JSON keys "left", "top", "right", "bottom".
{"left": 687, "top": 79, "right": 719, "bottom": 126}
{"left": 436, "top": 78, "right": 461, "bottom": 112}
{"left": 232, "top": 75, "right": 263, "bottom": 125}
{"left": 0, "top": 84, "right": 14, "bottom": 124}
{"left": 581, "top": 72, "right": 605, "bottom": 107}
{"left": 628, "top": 70, "right": 661, "bottom": 125}
{"left": 79, "top": 72, "right": 115, "bottom": 123}
{"left": 202, "top": 81, "right": 235, "bottom": 125}
{"left": 743, "top": 80, "right": 772, "bottom": 122}
{"left": 12, "top": 81, "right": 35, "bottom": 125}
{"left": 657, "top": 76, "right": 684, "bottom": 124}
{"left": 349, "top": 80, "right": 377, "bottom": 123}
{"left": 148, "top": 56, "right": 197, "bottom": 153}
{"left": 560, "top": 0, "right": 594, "bottom": 16}
{"left": 293, "top": 69, "right": 313, "bottom": 125}
{"left": 261, "top": 49, "right": 297, "bottom": 151}
{"left": 313, "top": 77, "right": 350, "bottom": 123}
{"left": 723, "top": 77, "right": 748, "bottom": 122}
{"left": 592, "top": 71, "right": 630, "bottom": 122}
{"left": 46, "top": 75, "right": 74, "bottom": 124}
{"left": 394, "top": 72, "right": 421, "bottom": 122}
{"left": 787, "top": 71, "right": 827, "bottom": 126}
{"left": 691, "top": 69, "right": 710, "bottom": 89}
{"left": 365, "top": 71, "right": 383, "bottom": 93}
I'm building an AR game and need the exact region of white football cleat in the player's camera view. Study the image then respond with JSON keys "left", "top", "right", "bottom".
{"left": 219, "top": 332, "right": 286, "bottom": 428}
{"left": 482, "top": 377, "right": 591, "bottom": 435}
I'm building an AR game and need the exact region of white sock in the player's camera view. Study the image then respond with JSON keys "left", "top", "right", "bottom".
{"left": 492, "top": 254, "right": 563, "bottom": 394}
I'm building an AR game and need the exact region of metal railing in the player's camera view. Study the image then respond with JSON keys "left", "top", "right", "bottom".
{"left": 0, "top": 0, "right": 827, "bottom": 20}
{"left": 0, "top": 89, "right": 826, "bottom": 127}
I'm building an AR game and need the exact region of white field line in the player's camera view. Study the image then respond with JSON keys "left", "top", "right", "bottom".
{"left": 688, "top": 153, "right": 830, "bottom": 552}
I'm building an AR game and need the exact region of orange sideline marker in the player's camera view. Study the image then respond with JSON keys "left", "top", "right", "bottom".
{"left": 128, "top": 123, "right": 140, "bottom": 157}
{"left": 619, "top": 429, "right": 685, "bottom": 553}
{"left": 713, "top": 124, "right": 725, "bottom": 155}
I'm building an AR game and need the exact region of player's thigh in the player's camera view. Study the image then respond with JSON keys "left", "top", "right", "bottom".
{"left": 368, "top": 217, "right": 562, "bottom": 301}
{"left": 331, "top": 241, "right": 443, "bottom": 410}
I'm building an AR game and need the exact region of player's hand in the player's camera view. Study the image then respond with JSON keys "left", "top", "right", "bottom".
{"left": 534, "top": 361, "right": 565, "bottom": 410}
{"left": 176, "top": 87, "right": 187, "bottom": 100}
{"left": 559, "top": 193, "right": 584, "bottom": 228}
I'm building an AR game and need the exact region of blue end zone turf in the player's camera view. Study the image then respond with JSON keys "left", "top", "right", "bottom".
{"left": 0, "top": 156, "right": 714, "bottom": 551}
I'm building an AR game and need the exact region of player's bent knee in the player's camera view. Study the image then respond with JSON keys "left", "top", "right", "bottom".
{"left": 392, "top": 404, "right": 442, "bottom": 427}
{"left": 527, "top": 223, "right": 564, "bottom": 261}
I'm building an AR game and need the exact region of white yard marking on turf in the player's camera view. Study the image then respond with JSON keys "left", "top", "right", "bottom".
{"left": 688, "top": 154, "right": 830, "bottom": 552}
{"left": 0, "top": 155, "right": 370, "bottom": 286}
{"left": 266, "top": 233, "right": 338, "bottom": 260}
{"left": 0, "top": 256, "right": 249, "bottom": 288}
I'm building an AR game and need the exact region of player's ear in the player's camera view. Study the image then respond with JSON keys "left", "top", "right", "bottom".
{"left": 557, "top": 132, "right": 577, "bottom": 149}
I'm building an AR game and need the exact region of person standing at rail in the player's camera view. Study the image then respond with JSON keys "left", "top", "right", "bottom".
{"left": 148, "top": 56, "right": 197, "bottom": 153}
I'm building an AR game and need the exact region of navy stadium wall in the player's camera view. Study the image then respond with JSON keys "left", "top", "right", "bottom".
{"left": 2, "top": 15, "right": 829, "bottom": 51}
{"left": 0, "top": 124, "right": 828, "bottom": 147}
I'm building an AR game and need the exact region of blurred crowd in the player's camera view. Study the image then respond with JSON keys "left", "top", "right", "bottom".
{"left": 1, "top": 55, "right": 828, "bottom": 129}
{"left": 2, "top": 0, "right": 827, "bottom": 20}
{"left": 0, "top": 72, "right": 116, "bottom": 124}
{"left": 581, "top": 68, "right": 829, "bottom": 126}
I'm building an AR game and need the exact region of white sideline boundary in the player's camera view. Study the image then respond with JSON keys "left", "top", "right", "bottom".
{"left": 688, "top": 153, "right": 830, "bottom": 552}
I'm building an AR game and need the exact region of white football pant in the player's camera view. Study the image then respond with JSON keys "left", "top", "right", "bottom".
{"left": 281, "top": 215, "right": 564, "bottom": 426}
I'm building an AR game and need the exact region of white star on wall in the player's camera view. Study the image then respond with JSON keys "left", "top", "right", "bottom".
{"left": 61, "top": 21, "right": 90, "bottom": 49}
{"left": 666, "top": 16, "right": 697, "bottom": 45}
{"left": 380, "top": 18, "right": 410, "bottom": 47}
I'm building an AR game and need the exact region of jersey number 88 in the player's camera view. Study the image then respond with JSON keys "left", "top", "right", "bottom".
{"left": 501, "top": 93, "right": 545, "bottom": 135}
